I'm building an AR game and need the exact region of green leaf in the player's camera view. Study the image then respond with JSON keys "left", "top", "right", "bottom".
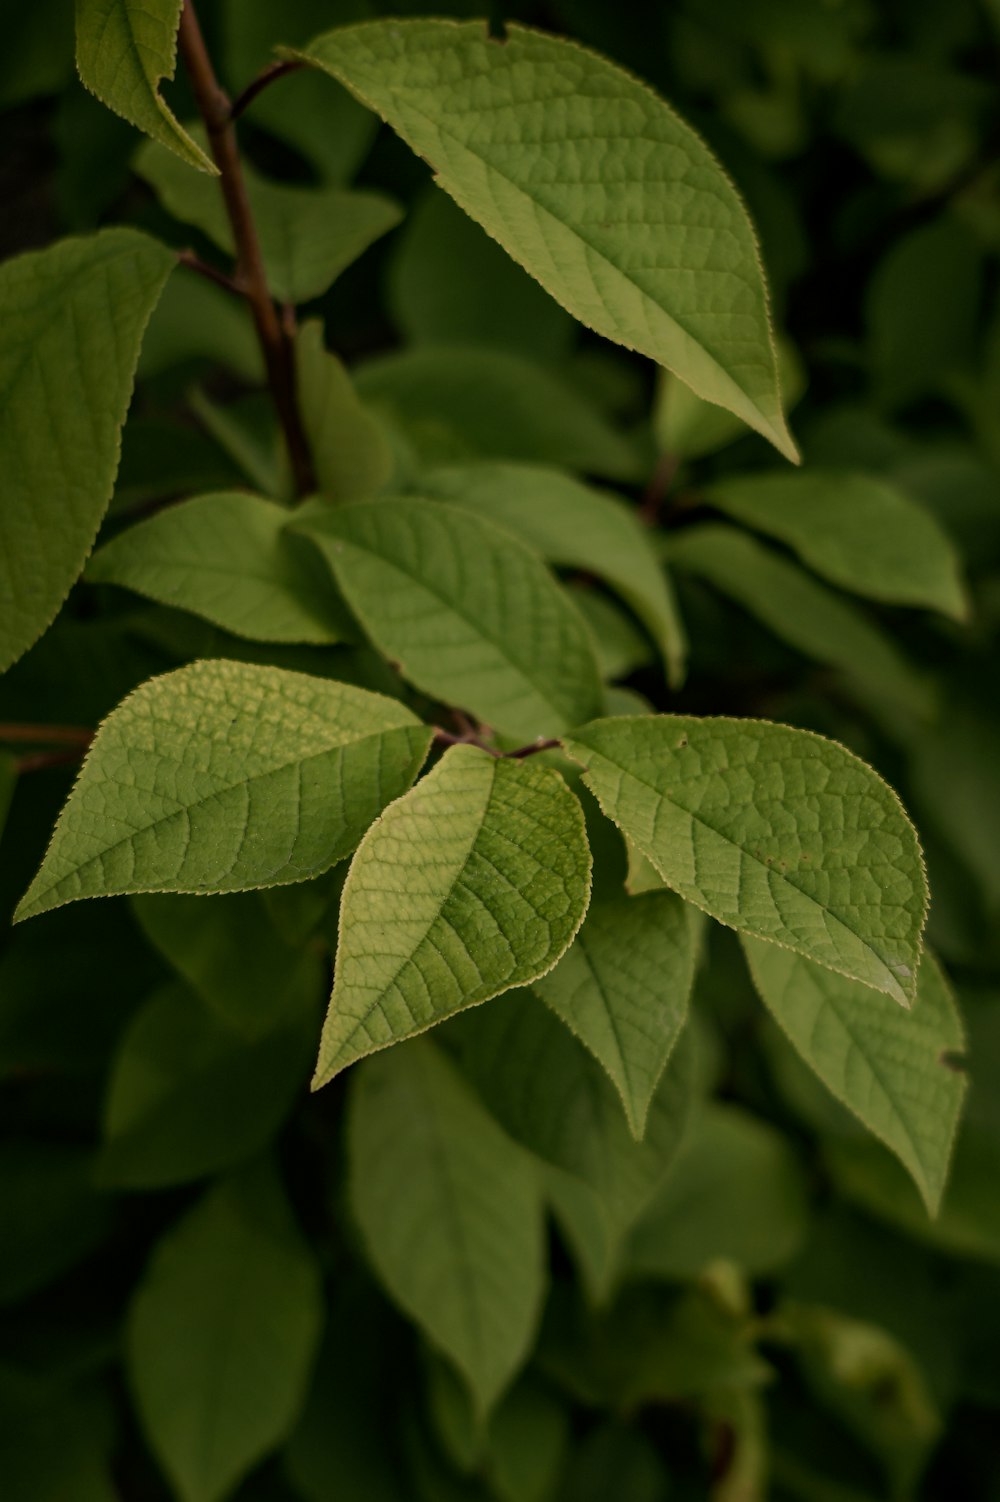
{"left": 388, "top": 186, "right": 573, "bottom": 361}
{"left": 0, "top": 228, "right": 175, "bottom": 672}
{"left": 667, "top": 524, "right": 936, "bottom": 727}
{"left": 313, "top": 746, "right": 591, "bottom": 1086}
{"left": 87, "top": 491, "right": 349, "bottom": 644}
{"left": 703, "top": 470, "right": 968, "bottom": 620}
{"left": 565, "top": 715, "right": 927, "bottom": 1006}
{"left": 296, "top": 321, "right": 393, "bottom": 502}
{"left": 654, "top": 337, "right": 805, "bottom": 462}
{"left": 534, "top": 890, "right": 697, "bottom": 1138}
{"left": 744, "top": 940, "right": 965, "bottom": 1214}
{"left": 348, "top": 1039, "right": 546, "bottom": 1418}
{"left": 127, "top": 1160, "right": 323, "bottom": 1502}
{"left": 354, "top": 345, "right": 643, "bottom": 480}
{"left": 138, "top": 270, "right": 263, "bottom": 382}
{"left": 447, "top": 990, "right": 698, "bottom": 1293}
{"left": 75, "top": 0, "right": 215, "bottom": 172}
{"left": 0, "top": 1372, "right": 117, "bottom": 1502}
{"left": 295, "top": 20, "right": 797, "bottom": 461}
{"left": 99, "top": 979, "right": 313, "bottom": 1188}
{"left": 626, "top": 1102, "right": 810, "bottom": 1279}
{"left": 297, "top": 498, "right": 603, "bottom": 741}
{"left": 135, "top": 134, "right": 401, "bottom": 303}
{"left": 16, "top": 661, "right": 432, "bottom": 921}
{"left": 421, "top": 462, "right": 687, "bottom": 689}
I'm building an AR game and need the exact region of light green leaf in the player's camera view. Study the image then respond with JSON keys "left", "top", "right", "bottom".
{"left": 744, "top": 940, "right": 965, "bottom": 1214}
{"left": 16, "top": 661, "right": 432, "bottom": 921}
{"left": 421, "top": 462, "right": 687, "bottom": 689}
{"left": 297, "top": 497, "right": 603, "bottom": 741}
{"left": 626, "top": 1102, "right": 810, "bottom": 1279}
{"left": 447, "top": 990, "right": 698, "bottom": 1294}
{"left": 127, "top": 1161, "right": 323, "bottom": 1502}
{"left": 134, "top": 134, "right": 401, "bottom": 303}
{"left": 388, "top": 186, "right": 573, "bottom": 361}
{"left": 354, "top": 345, "right": 643, "bottom": 480}
{"left": 535, "top": 890, "right": 697, "bottom": 1137}
{"left": 99, "top": 980, "right": 313, "bottom": 1189}
{"left": 0, "top": 228, "right": 175, "bottom": 672}
{"left": 653, "top": 337, "right": 805, "bottom": 462}
{"left": 565, "top": 715, "right": 927, "bottom": 1005}
{"left": 703, "top": 470, "right": 968, "bottom": 620}
{"left": 295, "top": 20, "right": 797, "bottom": 460}
{"left": 314, "top": 746, "right": 591, "bottom": 1086}
{"left": 87, "top": 492, "right": 348, "bottom": 644}
{"left": 75, "top": 0, "right": 215, "bottom": 172}
{"left": 667, "top": 524, "right": 936, "bottom": 727}
{"left": 296, "top": 321, "right": 393, "bottom": 502}
{"left": 348, "top": 1039, "right": 546, "bottom": 1418}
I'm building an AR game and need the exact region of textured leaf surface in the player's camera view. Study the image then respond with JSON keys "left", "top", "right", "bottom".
{"left": 566, "top": 715, "right": 927, "bottom": 1005}
{"left": 355, "top": 345, "right": 642, "bottom": 479}
{"left": 127, "top": 1162, "right": 322, "bottom": 1502}
{"left": 705, "top": 470, "right": 967, "bottom": 619}
{"left": 535, "top": 890, "right": 697, "bottom": 1137}
{"left": 668, "top": 524, "right": 935, "bottom": 724}
{"left": 99, "top": 980, "right": 313, "bottom": 1189}
{"left": 76, "top": 0, "right": 215, "bottom": 171}
{"left": 135, "top": 136, "right": 401, "bottom": 303}
{"left": 447, "top": 990, "right": 698, "bottom": 1283}
{"left": 298, "top": 20, "right": 796, "bottom": 459}
{"left": 314, "top": 746, "right": 591, "bottom": 1086}
{"left": 0, "top": 228, "right": 175, "bottom": 672}
{"left": 626, "top": 1102, "right": 810, "bottom": 1278}
{"left": 298, "top": 498, "right": 602, "bottom": 741}
{"left": 296, "top": 322, "right": 392, "bottom": 502}
{"left": 88, "top": 492, "right": 348, "bottom": 644}
{"left": 744, "top": 939, "right": 965, "bottom": 1213}
{"left": 422, "top": 462, "right": 687, "bottom": 688}
{"left": 348, "top": 1039, "right": 545, "bottom": 1417}
{"left": 16, "top": 662, "right": 432, "bottom": 921}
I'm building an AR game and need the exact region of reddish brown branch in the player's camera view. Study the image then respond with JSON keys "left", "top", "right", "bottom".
{"left": 177, "top": 1, "right": 315, "bottom": 495}
{"left": 14, "top": 748, "right": 88, "bottom": 775}
{"left": 228, "top": 59, "right": 307, "bottom": 122}
{"left": 177, "top": 247, "right": 244, "bottom": 297}
{"left": 0, "top": 723, "right": 93, "bottom": 746}
{"left": 432, "top": 728, "right": 561, "bottom": 760}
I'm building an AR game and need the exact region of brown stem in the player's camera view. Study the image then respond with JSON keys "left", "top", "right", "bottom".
{"left": 178, "top": 247, "right": 244, "bottom": 297}
{"left": 228, "top": 59, "right": 307, "bottom": 122}
{"left": 0, "top": 723, "right": 93, "bottom": 746}
{"left": 177, "top": 1, "right": 315, "bottom": 496}
{"left": 639, "top": 452, "right": 679, "bottom": 527}
{"left": 432, "top": 728, "right": 561, "bottom": 761}
{"left": 14, "top": 748, "right": 88, "bottom": 774}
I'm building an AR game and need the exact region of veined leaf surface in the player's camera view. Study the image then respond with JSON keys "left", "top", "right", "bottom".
{"left": 0, "top": 228, "right": 175, "bottom": 671}
{"left": 744, "top": 939, "right": 965, "bottom": 1213}
{"left": 296, "top": 20, "right": 796, "bottom": 460}
{"left": 565, "top": 715, "right": 927, "bottom": 1005}
{"left": 314, "top": 745, "right": 592, "bottom": 1086}
{"left": 349, "top": 1040, "right": 545, "bottom": 1418}
{"left": 298, "top": 498, "right": 603, "bottom": 741}
{"left": 16, "top": 662, "right": 432, "bottom": 921}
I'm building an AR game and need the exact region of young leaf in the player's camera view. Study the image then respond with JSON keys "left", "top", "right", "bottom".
{"left": 626, "top": 1102, "right": 810, "bottom": 1279}
{"left": 421, "top": 462, "right": 687, "bottom": 689}
{"left": 534, "top": 890, "right": 698, "bottom": 1138}
{"left": 0, "top": 228, "right": 175, "bottom": 672}
{"left": 87, "top": 492, "right": 350, "bottom": 644}
{"left": 313, "top": 746, "right": 591, "bottom": 1086}
{"left": 667, "top": 524, "right": 936, "bottom": 726}
{"left": 348, "top": 1039, "right": 546, "bottom": 1418}
{"left": 565, "top": 715, "right": 927, "bottom": 1005}
{"left": 75, "top": 0, "right": 215, "bottom": 172}
{"left": 295, "top": 20, "right": 797, "bottom": 461}
{"left": 447, "top": 990, "right": 698, "bottom": 1274}
{"left": 127, "top": 1161, "right": 323, "bottom": 1502}
{"left": 743, "top": 939, "right": 966, "bottom": 1214}
{"left": 16, "top": 662, "right": 432, "bottom": 921}
{"left": 354, "top": 346, "right": 643, "bottom": 480}
{"left": 99, "top": 980, "right": 313, "bottom": 1189}
{"left": 703, "top": 470, "right": 968, "bottom": 620}
{"left": 135, "top": 136, "right": 401, "bottom": 303}
{"left": 296, "top": 321, "right": 393, "bottom": 502}
{"left": 297, "top": 498, "right": 603, "bottom": 741}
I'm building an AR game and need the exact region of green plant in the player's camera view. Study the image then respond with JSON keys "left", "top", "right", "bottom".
{"left": 1, "top": 1, "right": 998, "bottom": 1498}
